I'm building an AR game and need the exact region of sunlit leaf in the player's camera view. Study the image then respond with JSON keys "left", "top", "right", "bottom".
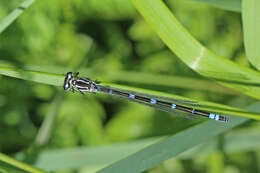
{"left": 0, "top": 66, "right": 259, "bottom": 120}
{"left": 131, "top": 0, "right": 260, "bottom": 100}
{"left": 27, "top": 104, "right": 259, "bottom": 172}
{"left": 185, "top": 0, "right": 241, "bottom": 12}
{"left": 242, "top": 0, "right": 260, "bottom": 70}
{"left": 0, "top": 65, "right": 63, "bottom": 86}
{"left": 0, "top": 153, "right": 46, "bottom": 173}
{"left": 0, "top": 0, "right": 35, "bottom": 34}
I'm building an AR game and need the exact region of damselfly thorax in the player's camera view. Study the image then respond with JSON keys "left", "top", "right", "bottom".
{"left": 63, "top": 72, "right": 98, "bottom": 94}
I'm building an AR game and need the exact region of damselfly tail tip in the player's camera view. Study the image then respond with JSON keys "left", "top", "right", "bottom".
{"left": 209, "top": 113, "right": 228, "bottom": 123}
{"left": 219, "top": 116, "right": 229, "bottom": 123}
{"left": 223, "top": 116, "right": 229, "bottom": 123}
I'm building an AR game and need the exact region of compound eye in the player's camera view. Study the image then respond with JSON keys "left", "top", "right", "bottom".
{"left": 63, "top": 82, "right": 70, "bottom": 90}
{"left": 67, "top": 72, "right": 73, "bottom": 80}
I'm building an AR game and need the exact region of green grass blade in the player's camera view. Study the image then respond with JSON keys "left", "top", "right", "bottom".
{"left": 34, "top": 92, "right": 64, "bottom": 146}
{"left": 98, "top": 103, "right": 260, "bottom": 173}
{"left": 180, "top": 126, "right": 260, "bottom": 159}
{"left": 0, "top": 65, "right": 260, "bottom": 120}
{"left": 101, "top": 71, "right": 238, "bottom": 95}
{"left": 29, "top": 115, "right": 260, "bottom": 171}
{"left": 0, "top": 153, "right": 46, "bottom": 173}
{"left": 98, "top": 115, "right": 249, "bottom": 173}
{"left": 0, "top": 65, "right": 63, "bottom": 86}
{"left": 242, "top": 0, "right": 260, "bottom": 70}
{"left": 185, "top": 0, "right": 241, "bottom": 12}
{"left": 0, "top": 0, "right": 35, "bottom": 34}
{"left": 32, "top": 137, "right": 162, "bottom": 171}
{"left": 131, "top": 0, "right": 260, "bottom": 100}
{"left": 1, "top": 61, "right": 237, "bottom": 94}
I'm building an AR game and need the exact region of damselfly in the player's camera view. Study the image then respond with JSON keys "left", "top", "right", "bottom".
{"left": 63, "top": 72, "right": 228, "bottom": 122}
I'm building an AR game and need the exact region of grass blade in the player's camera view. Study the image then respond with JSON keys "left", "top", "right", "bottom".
{"left": 0, "top": 65, "right": 260, "bottom": 120}
{"left": 0, "top": 65, "right": 63, "bottom": 86}
{"left": 242, "top": 0, "right": 260, "bottom": 70}
{"left": 34, "top": 92, "right": 64, "bottom": 146}
{"left": 101, "top": 71, "right": 238, "bottom": 95}
{"left": 185, "top": 0, "right": 241, "bottom": 12}
{"left": 0, "top": 153, "right": 46, "bottom": 173}
{"left": 31, "top": 137, "right": 162, "bottom": 171}
{"left": 29, "top": 116, "right": 260, "bottom": 171}
{"left": 179, "top": 126, "right": 260, "bottom": 159}
{"left": 0, "top": 0, "right": 35, "bottom": 34}
{"left": 131, "top": 0, "right": 260, "bottom": 100}
{"left": 98, "top": 103, "right": 260, "bottom": 173}
{"left": 0, "top": 62, "right": 237, "bottom": 94}
{"left": 98, "top": 114, "right": 249, "bottom": 173}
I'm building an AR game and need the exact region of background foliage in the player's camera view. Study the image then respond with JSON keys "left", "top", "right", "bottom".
{"left": 0, "top": 0, "right": 260, "bottom": 172}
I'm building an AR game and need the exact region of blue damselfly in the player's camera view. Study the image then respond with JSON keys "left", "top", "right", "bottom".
{"left": 63, "top": 72, "right": 228, "bottom": 122}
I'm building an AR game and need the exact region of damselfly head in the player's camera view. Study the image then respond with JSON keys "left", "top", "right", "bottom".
{"left": 63, "top": 72, "right": 74, "bottom": 90}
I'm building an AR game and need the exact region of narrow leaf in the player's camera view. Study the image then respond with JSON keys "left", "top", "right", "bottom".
{"left": 102, "top": 71, "right": 238, "bottom": 95}
{"left": 32, "top": 138, "right": 162, "bottom": 171}
{"left": 0, "top": 65, "right": 64, "bottom": 86}
{"left": 26, "top": 103, "right": 259, "bottom": 171}
{"left": 0, "top": 153, "right": 46, "bottom": 173}
{"left": 242, "top": 0, "right": 260, "bottom": 70}
{"left": 131, "top": 0, "right": 260, "bottom": 100}
{"left": 185, "top": 0, "right": 241, "bottom": 12}
{"left": 98, "top": 115, "right": 249, "bottom": 173}
{"left": 1, "top": 65, "right": 260, "bottom": 120}
{"left": 0, "top": 0, "right": 35, "bottom": 34}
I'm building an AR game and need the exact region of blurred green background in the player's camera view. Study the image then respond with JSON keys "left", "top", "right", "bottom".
{"left": 0, "top": 0, "right": 260, "bottom": 172}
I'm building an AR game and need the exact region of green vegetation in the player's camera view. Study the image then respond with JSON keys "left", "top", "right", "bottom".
{"left": 0, "top": 0, "right": 260, "bottom": 172}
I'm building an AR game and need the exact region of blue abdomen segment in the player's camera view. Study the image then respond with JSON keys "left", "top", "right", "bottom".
{"left": 129, "top": 93, "right": 135, "bottom": 99}
{"left": 150, "top": 98, "right": 157, "bottom": 104}
{"left": 209, "top": 113, "right": 220, "bottom": 121}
